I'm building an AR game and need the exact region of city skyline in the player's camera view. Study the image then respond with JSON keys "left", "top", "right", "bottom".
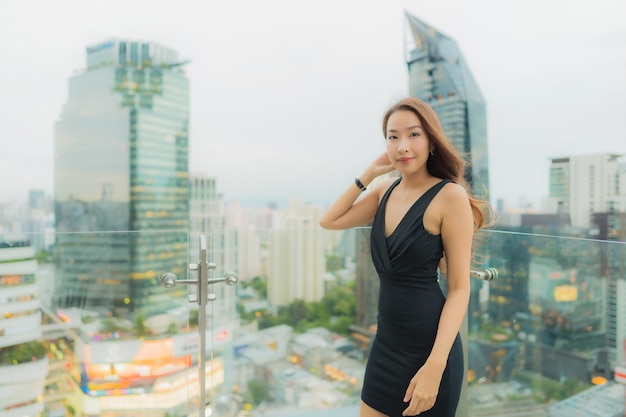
{"left": 1, "top": 0, "right": 625, "bottom": 209}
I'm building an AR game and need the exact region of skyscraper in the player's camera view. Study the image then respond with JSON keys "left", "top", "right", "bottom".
{"left": 592, "top": 212, "right": 626, "bottom": 367}
{"left": 404, "top": 12, "right": 490, "bottom": 195}
{"left": 549, "top": 153, "right": 626, "bottom": 367}
{"left": 550, "top": 153, "right": 626, "bottom": 229}
{"left": 403, "top": 12, "right": 490, "bottom": 332}
{"left": 267, "top": 199, "right": 326, "bottom": 306}
{"left": 54, "top": 39, "right": 190, "bottom": 316}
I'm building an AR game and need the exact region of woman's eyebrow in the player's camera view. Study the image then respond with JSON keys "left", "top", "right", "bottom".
{"left": 387, "top": 125, "right": 423, "bottom": 133}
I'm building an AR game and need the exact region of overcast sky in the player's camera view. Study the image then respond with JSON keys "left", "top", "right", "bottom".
{"left": 1, "top": 0, "right": 625, "bottom": 208}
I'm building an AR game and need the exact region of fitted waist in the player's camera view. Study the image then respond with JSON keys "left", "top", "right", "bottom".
{"left": 378, "top": 271, "right": 439, "bottom": 287}
{"left": 377, "top": 273, "right": 445, "bottom": 325}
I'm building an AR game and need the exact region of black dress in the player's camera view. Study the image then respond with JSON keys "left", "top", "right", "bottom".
{"left": 361, "top": 178, "right": 463, "bottom": 417}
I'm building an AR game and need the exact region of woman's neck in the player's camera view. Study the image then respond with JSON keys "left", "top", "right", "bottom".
{"left": 399, "top": 171, "right": 437, "bottom": 191}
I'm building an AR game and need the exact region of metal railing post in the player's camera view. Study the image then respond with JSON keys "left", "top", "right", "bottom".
{"left": 159, "top": 235, "right": 238, "bottom": 417}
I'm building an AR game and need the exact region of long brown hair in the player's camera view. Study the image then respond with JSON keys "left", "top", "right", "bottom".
{"left": 382, "top": 97, "right": 492, "bottom": 234}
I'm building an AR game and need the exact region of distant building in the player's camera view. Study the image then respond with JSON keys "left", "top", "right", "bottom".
{"left": 353, "top": 227, "right": 378, "bottom": 342}
{"left": 404, "top": 12, "right": 490, "bottom": 332}
{"left": 549, "top": 153, "right": 626, "bottom": 229}
{"left": 28, "top": 190, "right": 45, "bottom": 210}
{"left": 224, "top": 201, "right": 265, "bottom": 282}
{"left": 235, "top": 326, "right": 361, "bottom": 411}
{"left": 0, "top": 239, "right": 47, "bottom": 417}
{"left": 592, "top": 211, "right": 626, "bottom": 367}
{"left": 267, "top": 199, "right": 326, "bottom": 306}
{"left": 53, "top": 39, "right": 190, "bottom": 316}
{"left": 521, "top": 213, "right": 571, "bottom": 230}
{"left": 189, "top": 174, "right": 238, "bottom": 323}
{"left": 548, "top": 153, "right": 626, "bottom": 368}
{"left": 351, "top": 174, "right": 393, "bottom": 346}
{"left": 23, "top": 190, "right": 54, "bottom": 252}
{"left": 404, "top": 11, "right": 490, "bottom": 196}
{"left": 0, "top": 192, "right": 54, "bottom": 252}
{"left": 486, "top": 227, "right": 531, "bottom": 327}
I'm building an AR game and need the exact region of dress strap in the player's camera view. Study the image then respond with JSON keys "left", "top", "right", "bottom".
{"left": 380, "top": 177, "right": 402, "bottom": 205}
{"left": 415, "top": 179, "right": 452, "bottom": 214}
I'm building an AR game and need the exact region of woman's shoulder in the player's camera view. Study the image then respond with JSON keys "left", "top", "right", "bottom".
{"left": 438, "top": 181, "right": 470, "bottom": 204}
{"left": 440, "top": 179, "right": 466, "bottom": 192}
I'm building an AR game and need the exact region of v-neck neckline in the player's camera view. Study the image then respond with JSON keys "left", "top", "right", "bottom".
{"left": 383, "top": 178, "right": 445, "bottom": 239}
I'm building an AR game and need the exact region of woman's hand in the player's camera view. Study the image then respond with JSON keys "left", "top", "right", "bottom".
{"left": 402, "top": 361, "right": 445, "bottom": 416}
{"left": 362, "top": 152, "right": 395, "bottom": 183}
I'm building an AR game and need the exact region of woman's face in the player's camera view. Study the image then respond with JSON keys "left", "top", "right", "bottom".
{"left": 385, "top": 110, "right": 431, "bottom": 173}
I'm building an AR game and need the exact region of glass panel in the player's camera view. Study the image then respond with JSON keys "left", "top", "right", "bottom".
{"left": 204, "top": 227, "right": 624, "bottom": 417}
{"left": 467, "top": 230, "right": 626, "bottom": 416}
{"left": 216, "top": 226, "right": 364, "bottom": 417}
{"left": 3, "top": 228, "right": 624, "bottom": 417}
{"left": 0, "top": 230, "right": 192, "bottom": 417}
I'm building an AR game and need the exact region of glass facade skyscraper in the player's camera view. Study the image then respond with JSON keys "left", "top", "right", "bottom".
{"left": 404, "top": 12, "right": 490, "bottom": 195}
{"left": 54, "top": 39, "right": 190, "bottom": 316}
{"left": 404, "top": 13, "right": 491, "bottom": 334}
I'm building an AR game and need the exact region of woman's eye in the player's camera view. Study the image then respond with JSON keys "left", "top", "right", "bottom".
{"left": 410, "top": 132, "right": 420, "bottom": 137}
{"left": 387, "top": 136, "right": 397, "bottom": 140}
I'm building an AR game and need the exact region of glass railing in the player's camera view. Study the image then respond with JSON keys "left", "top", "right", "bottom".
{"left": 0, "top": 228, "right": 624, "bottom": 417}
{"left": 464, "top": 229, "right": 625, "bottom": 417}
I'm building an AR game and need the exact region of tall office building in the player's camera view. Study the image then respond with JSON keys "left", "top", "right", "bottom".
{"left": 404, "top": 12, "right": 490, "bottom": 332}
{"left": 224, "top": 201, "right": 263, "bottom": 281}
{"left": 54, "top": 39, "right": 190, "bottom": 317}
{"left": 267, "top": 199, "right": 326, "bottom": 307}
{"left": 404, "top": 11, "right": 490, "bottom": 195}
{"left": 549, "top": 153, "right": 626, "bottom": 229}
{"left": 549, "top": 154, "right": 626, "bottom": 367}
{"left": 593, "top": 212, "right": 626, "bottom": 367}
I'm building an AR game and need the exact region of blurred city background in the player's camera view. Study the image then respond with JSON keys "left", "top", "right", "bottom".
{"left": 0, "top": 1, "right": 625, "bottom": 417}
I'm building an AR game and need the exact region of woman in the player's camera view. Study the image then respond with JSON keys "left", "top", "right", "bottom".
{"left": 319, "top": 97, "right": 490, "bottom": 416}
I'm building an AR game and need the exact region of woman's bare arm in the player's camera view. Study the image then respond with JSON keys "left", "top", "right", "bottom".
{"left": 319, "top": 153, "right": 395, "bottom": 230}
{"left": 429, "top": 183, "right": 473, "bottom": 364}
